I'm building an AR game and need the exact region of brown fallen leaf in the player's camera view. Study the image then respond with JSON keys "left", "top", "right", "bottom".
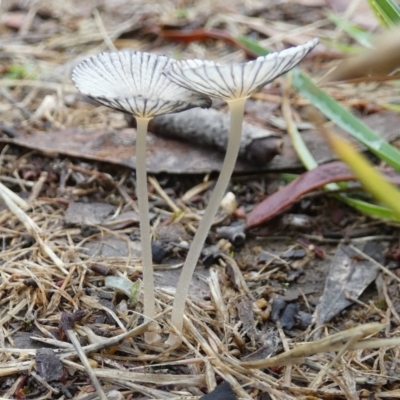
{"left": 1, "top": 127, "right": 252, "bottom": 174}
{"left": 1, "top": 111, "right": 400, "bottom": 174}
{"left": 145, "top": 26, "right": 258, "bottom": 58}
{"left": 314, "top": 242, "right": 382, "bottom": 326}
{"left": 246, "top": 161, "right": 400, "bottom": 230}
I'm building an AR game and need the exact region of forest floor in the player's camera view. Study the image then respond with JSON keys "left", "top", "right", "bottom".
{"left": 1, "top": 0, "right": 400, "bottom": 399}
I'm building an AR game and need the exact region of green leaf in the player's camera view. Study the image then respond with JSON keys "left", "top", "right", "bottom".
{"left": 130, "top": 280, "right": 141, "bottom": 307}
{"left": 382, "top": 103, "right": 400, "bottom": 112}
{"left": 368, "top": 0, "right": 400, "bottom": 27}
{"left": 236, "top": 35, "right": 270, "bottom": 56}
{"left": 3, "top": 64, "right": 34, "bottom": 80}
{"left": 282, "top": 77, "right": 318, "bottom": 171}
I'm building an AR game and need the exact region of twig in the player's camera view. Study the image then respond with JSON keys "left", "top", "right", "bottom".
{"left": 148, "top": 176, "right": 181, "bottom": 214}
{"left": 1, "top": 88, "right": 32, "bottom": 119}
{"left": 93, "top": 9, "right": 118, "bottom": 52}
{"left": 59, "top": 311, "right": 107, "bottom": 400}
{"left": 0, "top": 182, "right": 29, "bottom": 209}
{"left": 241, "top": 323, "right": 387, "bottom": 369}
{"left": 350, "top": 244, "right": 400, "bottom": 285}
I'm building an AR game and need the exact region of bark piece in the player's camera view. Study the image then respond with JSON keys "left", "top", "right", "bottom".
{"left": 36, "top": 348, "right": 64, "bottom": 382}
{"left": 148, "top": 108, "right": 283, "bottom": 166}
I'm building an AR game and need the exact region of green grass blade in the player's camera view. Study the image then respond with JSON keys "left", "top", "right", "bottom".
{"left": 282, "top": 76, "right": 318, "bottom": 171}
{"left": 368, "top": 0, "right": 400, "bottom": 26}
{"left": 284, "top": 74, "right": 399, "bottom": 222}
{"left": 291, "top": 69, "right": 400, "bottom": 171}
{"left": 237, "top": 34, "right": 400, "bottom": 172}
{"left": 383, "top": 103, "right": 400, "bottom": 112}
{"left": 327, "top": 12, "right": 373, "bottom": 48}
{"left": 338, "top": 194, "right": 400, "bottom": 221}
{"left": 236, "top": 35, "right": 400, "bottom": 222}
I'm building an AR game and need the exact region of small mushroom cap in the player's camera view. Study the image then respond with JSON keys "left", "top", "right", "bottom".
{"left": 163, "top": 38, "right": 319, "bottom": 100}
{"left": 72, "top": 51, "right": 212, "bottom": 119}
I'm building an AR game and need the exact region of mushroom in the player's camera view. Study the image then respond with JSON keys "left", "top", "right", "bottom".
{"left": 163, "top": 38, "right": 319, "bottom": 342}
{"left": 72, "top": 51, "right": 211, "bottom": 342}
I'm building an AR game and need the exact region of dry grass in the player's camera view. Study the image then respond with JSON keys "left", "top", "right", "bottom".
{"left": 1, "top": 0, "right": 400, "bottom": 399}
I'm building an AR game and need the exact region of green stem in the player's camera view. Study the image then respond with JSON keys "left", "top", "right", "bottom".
{"left": 135, "top": 118, "right": 155, "bottom": 321}
{"left": 168, "top": 98, "right": 246, "bottom": 342}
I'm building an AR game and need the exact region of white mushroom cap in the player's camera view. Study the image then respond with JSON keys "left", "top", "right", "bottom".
{"left": 163, "top": 38, "right": 319, "bottom": 100}
{"left": 72, "top": 51, "right": 212, "bottom": 119}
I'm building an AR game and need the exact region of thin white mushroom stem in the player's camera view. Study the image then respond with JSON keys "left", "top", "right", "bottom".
{"left": 135, "top": 117, "right": 156, "bottom": 321}
{"left": 168, "top": 97, "right": 247, "bottom": 341}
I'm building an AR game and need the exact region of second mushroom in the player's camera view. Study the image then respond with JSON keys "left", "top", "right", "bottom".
{"left": 163, "top": 38, "right": 319, "bottom": 343}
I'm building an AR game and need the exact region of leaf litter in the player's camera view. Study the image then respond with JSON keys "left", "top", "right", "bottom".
{"left": 1, "top": 0, "right": 400, "bottom": 399}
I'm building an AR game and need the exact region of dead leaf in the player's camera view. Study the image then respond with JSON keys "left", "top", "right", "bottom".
{"left": 64, "top": 202, "right": 115, "bottom": 226}
{"left": 154, "top": 264, "right": 211, "bottom": 298}
{"left": 147, "top": 107, "right": 282, "bottom": 166}
{"left": 84, "top": 235, "right": 141, "bottom": 258}
{"left": 145, "top": 26, "right": 258, "bottom": 58}
{"left": 246, "top": 161, "right": 400, "bottom": 230}
{"left": 2, "top": 111, "right": 400, "bottom": 174}
{"left": 314, "top": 242, "right": 383, "bottom": 325}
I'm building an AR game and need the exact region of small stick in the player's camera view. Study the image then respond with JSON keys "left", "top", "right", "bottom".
{"left": 93, "top": 9, "right": 118, "bottom": 52}
{"left": 0, "top": 182, "right": 29, "bottom": 210}
{"left": 148, "top": 176, "right": 181, "bottom": 214}
{"left": 147, "top": 108, "right": 283, "bottom": 166}
{"left": 350, "top": 244, "right": 400, "bottom": 285}
{"left": 59, "top": 311, "right": 107, "bottom": 400}
{"left": 29, "top": 171, "right": 48, "bottom": 201}
{"left": 241, "top": 323, "right": 386, "bottom": 369}
{"left": 1, "top": 88, "right": 32, "bottom": 119}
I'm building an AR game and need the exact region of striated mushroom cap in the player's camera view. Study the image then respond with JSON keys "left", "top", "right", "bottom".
{"left": 163, "top": 38, "right": 319, "bottom": 100}
{"left": 72, "top": 51, "right": 212, "bottom": 119}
